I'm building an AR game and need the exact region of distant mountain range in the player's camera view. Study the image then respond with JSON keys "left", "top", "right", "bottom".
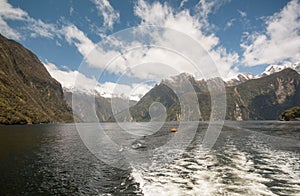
{"left": 0, "top": 33, "right": 299, "bottom": 124}
{"left": 225, "top": 62, "right": 300, "bottom": 86}
{"left": 0, "top": 34, "right": 73, "bottom": 124}
{"left": 260, "top": 62, "right": 300, "bottom": 77}
{"left": 117, "top": 68, "right": 300, "bottom": 121}
{"left": 63, "top": 89, "right": 136, "bottom": 122}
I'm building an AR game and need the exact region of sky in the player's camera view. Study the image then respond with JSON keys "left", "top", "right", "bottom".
{"left": 0, "top": 0, "right": 299, "bottom": 100}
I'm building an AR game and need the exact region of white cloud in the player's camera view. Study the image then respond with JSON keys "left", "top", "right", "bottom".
{"left": 225, "top": 18, "right": 235, "bottom": 29}
{"left": 0, "top": 0, "right": 99, "bottom": 58}
{"left": 179, "top": 0, "right": 189, "bottom": 8}
{"left": 70, "top": 6, "right": 74, "bottom": 16}
{"left": 44, "top": 61, "right": 152, "bottom": 101}
{"left": 241, "top": 0, "right": 300, "bottom": 66}
{"left": 0, "top": 0, "right": 28, "bottom": 20}
{"left": 0, "top": 0, "right": 28, "bottom": 39}
{"left": 128, "top": 0, "right": 239, "bottom": 79}
{"left": 0, "top": 18, "right": 20, "bottom": 39}
{"left": 0, "top": 0, "right": 238, "bottom": 81}
{"left": 61, "top": 24, "right": 128, "bottom": 74}
{"left": 194, "top": 0, "right": 215, "bottom": 20}
{"left": 91, "top": 0, "right": 120, "bottom": 31}
{"left": 194, "top": 0, "right": 231, "bottom": 29}
{"left": 62, "top": 25, "right": 96, "bottom": 57}
{"left": 115, "top": 48, "right": 196, "bottom": 80}
{"left": 0, "top": 0, "right": 240, "bottom": 96}
{"left": 44, "top": 61, "right": 90, "bottom": 91}
{"left": 0, "top": 0, "right": 97, "bottom": 54}
{"left": 0, "top": 0, "right": 59, "bottom": 39}
{"left": 28, "top": 19, "right": 57, "bottom": 39}
{"left": 238, "top": 9, "right": 247, "bottom": 17}
{"left": 70, "top": 0, "right": 238, "bottom": 81}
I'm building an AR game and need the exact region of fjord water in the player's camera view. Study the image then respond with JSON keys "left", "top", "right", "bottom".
{"left": 0, "top": 122, "right": 300, "bottom": 195}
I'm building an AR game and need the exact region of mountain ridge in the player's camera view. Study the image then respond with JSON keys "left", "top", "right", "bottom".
{"left": 121, "top": 68, "right": 300, "bottom": 122}
{"left": 61, "top": 62, "right": 300, "bottom": 101}
{"left": 1, "top": 33, "right": 300, "bottom": 124}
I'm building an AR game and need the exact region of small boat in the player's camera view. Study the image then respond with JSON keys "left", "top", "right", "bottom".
{"left": 170, "top": 128, "right": 177, "bottom": 133}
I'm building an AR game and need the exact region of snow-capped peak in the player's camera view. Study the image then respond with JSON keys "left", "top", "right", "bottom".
{"left": 63, "top": 82, "right": 150, "bottom": 102}
{"left": 164, "top": 72, "right": 194, "bottom": 83}
{"left": 226, "top": 72, "right": 254, "bottom": 86}
{"left": 260, "top": 62, "right": 300, "bottom": 77}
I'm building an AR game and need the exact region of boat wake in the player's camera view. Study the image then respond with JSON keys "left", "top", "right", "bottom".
{"left": 130, "top": 132, "right": 300, "bottom": 195}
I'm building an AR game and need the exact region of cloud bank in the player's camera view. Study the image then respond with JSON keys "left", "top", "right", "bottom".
{"left": 241, "top": 0, "right": 300, "bottom": 66}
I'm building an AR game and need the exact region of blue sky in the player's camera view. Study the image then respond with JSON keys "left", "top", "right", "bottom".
{"left": 0, "top": 0, "right": 299, "bottom": 99}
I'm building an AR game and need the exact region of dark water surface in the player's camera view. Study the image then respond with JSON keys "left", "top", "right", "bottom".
{"left": 0, "top": 121, "right": 300, "bottom": 195}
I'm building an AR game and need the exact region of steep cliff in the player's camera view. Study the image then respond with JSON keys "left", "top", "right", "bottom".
{"left": 226, "top": 69, "right": 300, "bottom": 120}
{"left": 0, "top": 34, "right": 73, "bottom": 124}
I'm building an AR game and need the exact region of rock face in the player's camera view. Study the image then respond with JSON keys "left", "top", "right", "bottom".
{"left": 125, "top": 73, "right": 204, "bottom": 122}
{"left": 129, "top": 83, "right": 179, "bottom": 121}
{"left": 279, "top": 105, "right": 300, "bottom": 121}
{"left": 127, "top": 69, "right": 300, "bottom": 121}
{"left": 226, "top": 69, "right": 300, "bottom": 120}
{"left": 0, "top": 34, "right": 73, "bottom": 124}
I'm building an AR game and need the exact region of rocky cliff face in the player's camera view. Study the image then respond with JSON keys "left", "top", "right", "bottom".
{"left": 0, "top": 34, "right": 73, "bottom": 124}
{"left": 126, "top": 69, "right": 300, "bottom": 121}
{"left": 279, "top": 105, "right": 300, "bottom": 121}
{"left": 226, "top": 69, "right": 300, "bottom": 120}
{"left": 124, "top": 73, "right": 204, "bottom": 122}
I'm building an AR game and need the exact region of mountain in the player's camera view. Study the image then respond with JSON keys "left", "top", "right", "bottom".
{"left": 128, "top": 82, "right": 180, "bottom": 121}
{"left": 118, "top": 73, "right": 206, "bottom": 122}
{"left": 0, "top": 34, "right": 73, "bottom": 124}
{"left": 226, "top": 62, "right": 300, "bottom": 86}
{"left": 279, "top": 105, "right": 300, "bottom": 121}
{"left": 226, "top": 73, "right": 254, "bottom": 86}
{"left": 260, "top": 62, "right": 300, "bottom": 77}
{"left": 125, "top": 68, "right": 300, "bottom": 121}
{"left": 64, "top": 89, "right": 137, "bottom": 122}
{"left": 226, "top": 69, "right": 300, "bottom": 120}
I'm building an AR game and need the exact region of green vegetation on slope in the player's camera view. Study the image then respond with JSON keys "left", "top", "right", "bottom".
{"left": 0, "top": 34, "right": 73, "bottom": 124}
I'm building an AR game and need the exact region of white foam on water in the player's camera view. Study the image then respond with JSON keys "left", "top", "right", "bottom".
{"left": 211, "top": 143, "right": 277, "bottom": 196}
{"left": 130, "top": 134, "right": 300, "bottom": 195}
{"left": 131, "top": 148, "right": 220, "bottom": 196}
{"left": 245, "top": 135, "right": 300, "bottom": 194}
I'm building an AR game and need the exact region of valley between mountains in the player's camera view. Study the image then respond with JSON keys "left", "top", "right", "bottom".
{"left": 1, "top": 33, "right": 300, "bottom": 124}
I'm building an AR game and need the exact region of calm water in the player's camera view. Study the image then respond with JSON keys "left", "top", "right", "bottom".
{"left": 0, "top": 121, "right": 300, "bottom": 195}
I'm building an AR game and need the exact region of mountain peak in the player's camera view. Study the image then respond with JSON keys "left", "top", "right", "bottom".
{"left": 260, "top": 62, "right": 300, "bottom": 77}
{"left": 162, "top": 72, "right": 195, "bottom": 84}
{"left": 226, "top": 72, "right": 254, "bottom": 86}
